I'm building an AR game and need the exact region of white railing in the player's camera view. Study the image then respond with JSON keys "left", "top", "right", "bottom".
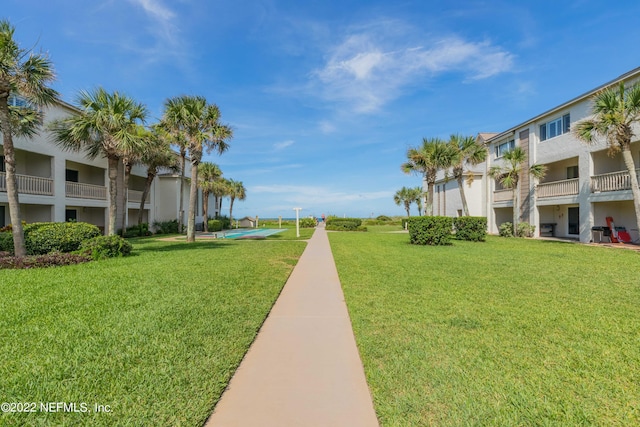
{"left": 66, "top": 181, "right": 107, "bottom": 200}
{"left": 128, "top": 189, "right": 149, "bottom": 204}
{"left": 537, "top": 178, "right": 579, "bottom": 198}
{"left": 591, "top": 169, "right": 640, "bottom": 192}
{"left": 493, "top": 189, "right": 512, "bottom": 202}
{"left": 0, "top": 172, "right": 53, "bottom": 195}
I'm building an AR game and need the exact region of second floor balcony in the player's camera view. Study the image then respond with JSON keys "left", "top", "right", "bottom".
{"left": 537, "top": 178, "right": 579, "bottom": 198}
{"left": 0, "top": 172, "right": 54, "bottom": 196}
{"left": 591, "top": 168, "right": 640, "bottom": 193}
{"left": 128, "top": 189, "right": 150, "bottom": 204}
{"left": 65, "top": 181, "right": 107, "bottom": 200}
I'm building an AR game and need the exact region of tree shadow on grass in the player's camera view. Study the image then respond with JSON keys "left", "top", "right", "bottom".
{"left": 133, "top": 239, "right": 235, "bottom": 253}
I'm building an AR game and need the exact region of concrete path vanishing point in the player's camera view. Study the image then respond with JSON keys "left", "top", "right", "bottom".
{"left": 205, "top": 224, "right": 379, "bottom": 427}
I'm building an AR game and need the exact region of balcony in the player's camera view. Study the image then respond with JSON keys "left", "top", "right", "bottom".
{"left": 0, "top": 172, "right": 53, "bottom": 196}
{"left": 128, "top": 189, "right": 150, "bottom": 204}
{"left": 591, "top": 169, "right": 640, "bottom": 193}
{"left": 537, "top": 178, "right": 579, "bottom": 198}
{"left": 66, "top": 181, "right": 107, "bottom": 200}
{"left": 493, "top": 189, "right": 512, "bottom": 203}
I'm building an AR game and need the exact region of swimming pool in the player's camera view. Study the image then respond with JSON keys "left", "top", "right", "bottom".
{"left": 202, "top": 228, "right": 286, "bottom": 239}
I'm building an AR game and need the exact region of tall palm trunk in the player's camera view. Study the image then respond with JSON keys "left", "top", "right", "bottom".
{"left": 138, "top": 170, "right": 155, "bottom": 226}
{"left": 621, "top": 147, "right": 640, "bottom": 233}
{"left": 404, "top": 202, "right": 410, "bottom": 217}
{"left": 512, "top": 184, "right": 519, "bottom": 236}
{"left": 219, "top": 197, "right": 224, "bottom": 218}
{"left": 107, "top": 155, "right": 119, "bottom": 235}
{"left": 455, "top": 168, "right": 470, "bottom": 216}
{"left": 202, "top": 191, "right": 210, "bottom": 232}
{"left": 0, "top": 96, "right": 26, "bottom": 256}
{"left": 120, "top": 160, "right": 132, "bottom": 236}
{"left": 426, "top": 181, "right": 434, "bottom": 216}
{"left": 187, "top": 157, "right": 199, "bottom": 242}
{"left": 178, "top": 149, "right": 186, "bottom": 233}
{"left": 214, "top": 194, "right": 219, "bottom": 218}
{"left": 229, "top": 196, "right": 235, "bottom": 224}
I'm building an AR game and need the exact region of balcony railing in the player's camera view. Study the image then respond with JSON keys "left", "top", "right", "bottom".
{"left": 0, "top": 172, "right": 53, "bottom": 196}
{"left": 493, "top": 189, "right": 512, "bottom": 203}
{"left": 537, "top": 178, "right": 579, "bottom": 198}
{"left": 128, "top": 189, "right": 150, "bottom": 204}
{"left": 66, "top": 181, "right": 107, "bottom": 200}
{"left": 591, "top": 169, "right": 640, "bottom": 193}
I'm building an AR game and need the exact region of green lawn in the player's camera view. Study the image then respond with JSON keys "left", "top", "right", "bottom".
{"left": 329, "top": 231, "right": 640, "bottom": 426}
{"left": 0, "top": 237, "right": 306, "bottom": 426}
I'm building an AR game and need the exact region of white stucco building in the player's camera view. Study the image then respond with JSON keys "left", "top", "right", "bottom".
{"left": 0, "top": 98, "right": 210, "bottom": 232}
{"left": 430, "top": 67, "right": 640, "bottom": 243}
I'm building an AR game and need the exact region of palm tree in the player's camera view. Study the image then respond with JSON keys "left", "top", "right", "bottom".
{"left": 119, "top": 124, "right": 149, "bottom": 235}
{"left": 137, "top": 127, "right": 179, "bottom": 226}
{"left": 574, "top": 82, "right": 640, "bottom": 234}
{"left": 197, "top": 162, "right": 222, "bottom": 232}
{"left": 488, "top": 147, "right": 546, "bottom": 235}
{"left": 448, "top": 134, "right": 488, "bottom": 216}
{"left": 0, "top": 20, "right": 59, "bottom": 256}
{"left": 228, "top": 179, "right": 246, "bottom": 224}
{"left": 212, "top": 178, "right": 231, "bottom": 219}
{"left": 162, "top": 96, "right": 232, "bottom": 242}
{"left": 49, "top": 88, "right": 147, "bottom": 235}
{"left": 401, "top": 138, "right": 453, "bottom": 216}
{"left": 393, "top": 187, "right": 413, "bottom": 217}
{"left": 409, "top": 186, "right": 424, "bottom": 215}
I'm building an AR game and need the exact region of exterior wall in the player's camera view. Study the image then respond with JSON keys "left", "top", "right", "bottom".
{"left": 0, "top": 100, "right": 171, "bottom": 233}
{"left": 485, "top": 68, "right": 640, "bottom": 242}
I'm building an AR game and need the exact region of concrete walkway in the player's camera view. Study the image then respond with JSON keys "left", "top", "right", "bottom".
{"left": 205, "top": 225, "right": 379, "bottom": 427}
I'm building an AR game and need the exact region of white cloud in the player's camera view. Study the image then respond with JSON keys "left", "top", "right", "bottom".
{"left": 319, "top": 120, "right": 336, "bottom": 134}
{"left": 127, "top": 0, "right": 184, "bottom": 64}
{"left": 311, "top": 21, "right": 514, "bottom": 113}
{"left": 273, "top": 140, "right": 295, "bottom": 150}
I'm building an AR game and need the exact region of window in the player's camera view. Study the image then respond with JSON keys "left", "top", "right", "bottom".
{"left": 65, "top": 169, "right": 79, "bottom": 182}
{"left": 540, "top": 113, "right": 570, "bottom": 141}
{"left": 495, "top": 140, "right": 515, "bottom": 158}
{"left": 65, "top": 209, "right": 77, "bottom": 222}
{"left": 8, "top": 95, "right": 29, "bottom": 108}
{"left": 567, "top": 166, "right": 579, "bottom": 179}
{"left": 0, "top": 155, "right": 5, "bottom": 172}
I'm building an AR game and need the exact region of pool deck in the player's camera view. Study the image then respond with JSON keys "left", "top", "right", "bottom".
{"left": 204, "top": 223, "right": 379, "bottom": 427}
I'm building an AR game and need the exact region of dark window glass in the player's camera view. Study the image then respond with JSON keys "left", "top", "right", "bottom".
{"left": 563, "top": 114, "right": 570, "bottom": 134}
{"left": 65, "top": 209, "right": 77, "bottom": 222}
{"left": 65, "top": 169, "right": 79, "bottom": 182}
{"left": 540, "top": 124, "right": 547, "bottom": 141}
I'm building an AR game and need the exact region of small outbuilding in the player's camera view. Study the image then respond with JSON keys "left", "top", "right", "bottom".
{"left": 238, "top": 216, "right": 256, "bottom": 228}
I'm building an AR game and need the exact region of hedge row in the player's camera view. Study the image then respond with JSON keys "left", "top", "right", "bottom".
{"left": 0, "top": 222, "right": 101, "bottom": 255}
{"left": 408, "top": 216, "right": 452, "bottom": 246}
{"left": 326, "top": 217, "right": 365, "bottom": 231}
{"left": 453, "top": 216, "right": 487, "bottom": 242}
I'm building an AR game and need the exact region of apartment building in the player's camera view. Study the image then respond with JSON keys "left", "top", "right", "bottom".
{"left": 0, "top": 98, "right": 204, "bottom": 232}
{"left": 432, "top": 67, "right": 640, "bottom": 243}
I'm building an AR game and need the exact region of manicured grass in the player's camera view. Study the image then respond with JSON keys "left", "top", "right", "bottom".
{"left": 264, "top": 226, "right": 316, "bottom": 240}
{"left": 0, "top": 237, "right": 306, "bottom": 426}
{"left": 329, "top": 232, "right": 640, "bottom": 426}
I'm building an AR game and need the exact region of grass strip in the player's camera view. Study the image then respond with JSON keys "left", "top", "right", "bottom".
{"left": 0, "top": 238, "right": 306, "bottom": 426}
{"left": 329, "top": 232, "right": 640, "bottom": 426}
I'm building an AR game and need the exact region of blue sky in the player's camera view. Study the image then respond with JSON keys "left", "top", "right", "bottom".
{"left": 6, "top": 1, "right": 640, "bottom": 219}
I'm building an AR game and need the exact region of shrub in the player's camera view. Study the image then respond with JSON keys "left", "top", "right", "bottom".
{"left": 0, "top": 252, "right": 92, "bottom": 269}
{"left": 376, "top": 215, "right": 392, "bottom": 222}
{"left": 153, "top": 219, "right": 179, "bottom": 234}
{"left": 517, "top": 222, "right": 536, "bottom": 238}
{"left": 499, "top": 222, "right": 514, "bottom": 237}
{"left": 216, "top": 215, "right": 231, "bottom": 229}
{"left": 326, "top": 218, "right": 362, "bottom": 231}
{"left": 79, "top": 235, "right": 133, "bottom": 260}
{"left": 299, "top": 218, "right": 316, "bottom": 228}
{"left": 20, "top": 222, "right": 101, "bottom": 255}
{"left": 0, "top": 232, "right": 12, "bottom": 253}
{"left": 453, "top": 217, "right": 487, "bottom": 242}
{"left": 208, "top": 219, "right": 223, "bottom": 232}
{"left": 122, "top": 223, "right": 151, "bottom": 238}
{"left": 407, "top": 216, "right": 453, "bottom": 246}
